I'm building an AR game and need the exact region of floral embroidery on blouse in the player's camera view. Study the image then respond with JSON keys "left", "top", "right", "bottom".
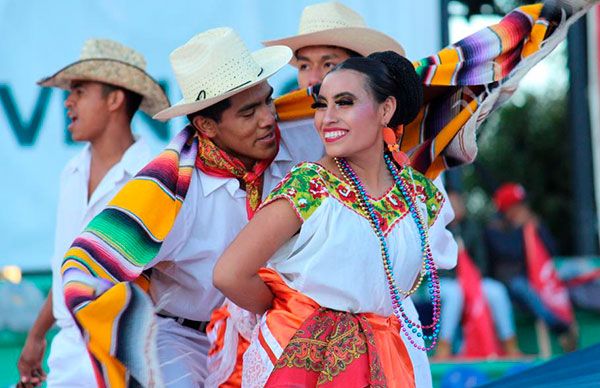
{"left": 263, "top": 162, "right": 444, "bottom": 232}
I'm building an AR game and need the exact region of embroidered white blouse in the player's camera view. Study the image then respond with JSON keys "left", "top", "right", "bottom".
{"left": 262, "top": 161, "right": 457, "bottom": 316}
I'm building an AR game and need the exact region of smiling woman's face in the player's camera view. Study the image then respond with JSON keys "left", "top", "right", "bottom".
{"left": 313, "top": 69, "right": 389, "bottom": 159}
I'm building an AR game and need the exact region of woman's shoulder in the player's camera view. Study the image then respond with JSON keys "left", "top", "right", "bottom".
{"left": 263, "top": 162, "right": 332, "bottom": 221}
{"left": 275, "top": 161, "right": 329, "bottom": 190}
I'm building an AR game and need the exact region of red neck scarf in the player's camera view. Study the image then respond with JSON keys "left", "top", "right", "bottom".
{"left": 194, "top": 125, "right": 281, "bottom": 219}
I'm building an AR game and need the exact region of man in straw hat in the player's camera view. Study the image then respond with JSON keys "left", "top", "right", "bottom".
{"left": 16, "top": 39, "right": 168, "bottom": 387}
{"left": 55, "top": 27, "right": 322, "bottom": 387}
{"left": 264, "top": 1, "right": 405, "bottom": 89}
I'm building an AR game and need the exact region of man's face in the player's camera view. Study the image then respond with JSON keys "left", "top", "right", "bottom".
{"left": 209, "top": 82, "right": 278, "bottom": 166}
{"left": 64, "top": 80, "right": 111, "bottom": 142}
{"left": 296, "top": 45, "right": 352, "bottom": 88}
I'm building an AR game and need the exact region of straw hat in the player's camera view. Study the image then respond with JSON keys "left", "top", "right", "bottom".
{"left": 38, "top": 39, "right": 169, "bottom": 117}
{"left": 263, "top": 2, "right": 405, "bottom": 67}
{"left": 153, "top": 27, "right": 292, "bottom": 121}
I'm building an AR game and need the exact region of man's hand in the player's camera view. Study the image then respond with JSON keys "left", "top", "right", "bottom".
{"left": 17, "top": 333, "right": 47, "bottom": 387}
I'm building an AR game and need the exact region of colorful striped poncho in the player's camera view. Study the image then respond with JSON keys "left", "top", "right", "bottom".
{"left": 60, "top": 1, "right": 597, "bottom": 386}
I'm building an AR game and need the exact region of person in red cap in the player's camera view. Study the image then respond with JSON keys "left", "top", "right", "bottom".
{"left": 493, "top": 183, "right": 528, "bottom": 221}
{"left": 485, "top": 183, "right": 578, "bottom": 352}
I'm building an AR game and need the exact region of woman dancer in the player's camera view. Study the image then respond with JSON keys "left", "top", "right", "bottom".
{"left": 214, "top": 50, "right": 457, "bottom": 387}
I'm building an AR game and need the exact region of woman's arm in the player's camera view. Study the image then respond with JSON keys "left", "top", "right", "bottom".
{"left": 213, "top": 199, "right": 302, "bottom": 314}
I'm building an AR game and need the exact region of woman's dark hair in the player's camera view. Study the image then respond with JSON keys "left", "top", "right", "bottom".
{"left": 332, "top": 51, "right": 423, "bottom": 127}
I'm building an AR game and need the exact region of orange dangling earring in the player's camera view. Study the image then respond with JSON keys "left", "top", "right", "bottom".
{"left": 383, "top": 125, "right": 410, "bottom": 167}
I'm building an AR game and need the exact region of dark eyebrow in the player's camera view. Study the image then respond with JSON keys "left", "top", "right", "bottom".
{"left": 315, "top": 91, "right": 356, "bottom": 102}
{"left": 333, "top": 92, "right": 356, "bottom": 99}
{"left": 296, "top": 53, "right": 340, "bottom": 62}
{"left": 237, "top": 86, "right": 274, "bottom": 114}
{"left": 321, "top": 54, "right": 339, "bottom": 61}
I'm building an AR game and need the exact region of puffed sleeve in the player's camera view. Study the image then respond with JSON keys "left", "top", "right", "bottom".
{"left": 402, "top": 169, "right": 457, "bottom": 270}
{"left": 260, "top": 162, "right": 329, "bottom": 223}
{"left": 429, "top": 176, "right": 458, "bottom": 269}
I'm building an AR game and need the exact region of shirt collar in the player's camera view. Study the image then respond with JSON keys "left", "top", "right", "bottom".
{"left": 269, "top": 136, "right": 293, "bottom": 180}
{"left": 64, "top": 137, "right": 149, "bottom": 176}
{"left": 119, "top": 137, "right": 151, "bottom": 176}
{"left": 199, "top": 171, "right": 238, "bottom": 197}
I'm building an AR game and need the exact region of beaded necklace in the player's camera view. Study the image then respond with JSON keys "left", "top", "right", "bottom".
{"left": 334, "top": 154, "right": 441, "bottom": 351}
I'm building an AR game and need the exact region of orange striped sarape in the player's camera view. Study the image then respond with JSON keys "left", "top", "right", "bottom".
{"left": 277, "top": 1, "right": 596, "bottom": 180}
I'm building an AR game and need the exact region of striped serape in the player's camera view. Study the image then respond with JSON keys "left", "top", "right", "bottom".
{"left": 276, "top": 0, "right": 598, "bottom": 179}
{"left": 60, "top": 1, "right": 597, "bottom": 386}
{"left": 61, "top": 126, "right": 197, "bottom": 387}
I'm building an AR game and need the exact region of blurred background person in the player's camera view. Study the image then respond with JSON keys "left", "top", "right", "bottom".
{"left": 485, "top": 182, "right": 578, "bottom": 353}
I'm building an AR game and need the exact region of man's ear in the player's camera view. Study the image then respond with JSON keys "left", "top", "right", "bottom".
{"left": 107, "top": 89, "right": 126, "bottom": 113}
{"left": 192, "top": 115, "right": 218, "bottom": 138}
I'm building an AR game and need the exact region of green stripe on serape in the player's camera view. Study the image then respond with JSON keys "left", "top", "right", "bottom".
{"left": 85, "top": 208, "right": 161, "bottom": 267}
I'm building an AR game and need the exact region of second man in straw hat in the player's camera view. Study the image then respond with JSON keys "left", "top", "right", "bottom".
{"left": 264, "top": 1, "right": 405, "bottom": 89}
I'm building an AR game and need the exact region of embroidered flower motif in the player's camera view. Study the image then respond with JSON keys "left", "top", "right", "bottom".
{"left": 386, "top": 193, "right": 407, "bottom": 213}
{"left": 309, "top": 178, "right": 328, "bottom": 198}
{"left": 298, "top": 198, "right": 308, "bottom": 208}
{"left": 374, "top": 211, "right": 389, "bottom": 233}
{"left": 335, "top": 184, "right": 357, "bottom": 203}
{"left": 435, "top": 191, "right": 444, "bottom": 203}
{"left": 414, "top": 185, "right": 427, "bottom": 203}
{"left": 287, "top": 188, "right": 297, "bottom": 197}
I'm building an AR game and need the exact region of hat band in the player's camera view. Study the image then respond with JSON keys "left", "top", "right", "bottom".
{"left": 195, "top": 67, "right": 264, "bottom": 102}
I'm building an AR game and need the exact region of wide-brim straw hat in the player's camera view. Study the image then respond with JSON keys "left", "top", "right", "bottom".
{"left": 263, "top": 1, "right": 405, "bottom": 67}
{"left": 153, "top": 27, "right": 292, "bottom": 121}
{"left": 38, "top": 39, "right": 169, "bottom": 117}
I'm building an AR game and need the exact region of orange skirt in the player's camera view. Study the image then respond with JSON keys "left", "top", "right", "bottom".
{"left": 253, "top": 268, "right": 416, "bottom": 388}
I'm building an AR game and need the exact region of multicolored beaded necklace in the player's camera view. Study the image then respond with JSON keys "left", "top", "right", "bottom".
{"left": 334, "top": 154, "right": 441, "bottom": 351}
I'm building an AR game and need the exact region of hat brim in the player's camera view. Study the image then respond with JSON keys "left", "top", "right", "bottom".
{"left": 38, "top": 59, "right": 169, "bottom": 117}
{"left": 153, "top": 45, "right": 292, "bottom": 122}
{"left": 263, "top": 27, "right": 405, "bottom": 67}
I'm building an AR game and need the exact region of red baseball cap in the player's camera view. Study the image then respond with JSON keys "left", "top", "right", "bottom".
{"left": 493, "top": 183, "right": 526, "bottom": 213}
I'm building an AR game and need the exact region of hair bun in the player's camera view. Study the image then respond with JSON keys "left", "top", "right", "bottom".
{"left": 368, "top": 51, "right": 423, "bottom": 125}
